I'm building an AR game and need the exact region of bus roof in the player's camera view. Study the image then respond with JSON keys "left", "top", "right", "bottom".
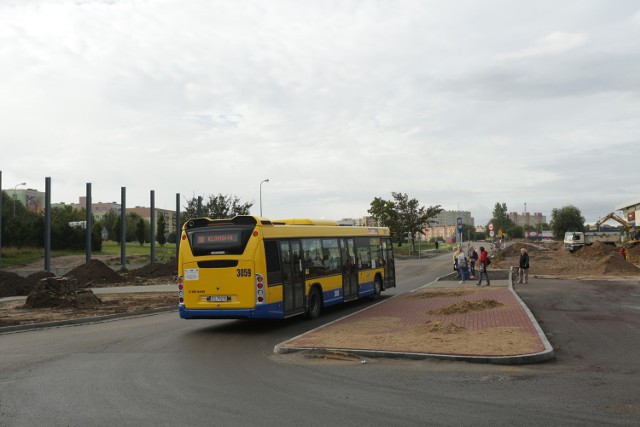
{"left": 271, "top": 218, "right": 339, "bottom": 226}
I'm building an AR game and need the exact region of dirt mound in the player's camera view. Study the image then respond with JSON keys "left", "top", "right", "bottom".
{"left": 494, "top": 239, "right": 640, "bottom": 277}
{"left": 28, "top": 271, "right": 57, "bottom": 282}
{"left": 0, "top": 271, "right": 36, "bottom": 297}
{"left": 24, "top": 277, "right": 102, "bottom": 309}
{"left": 629, "top": 245, "right": 640, "bottom": 264}
{"left": 500, "top": 242, "right": 545, "bottom": 258}
{"left": 128, "top": 262, "right": 175, "bottom": 278}
{"left": 64, "top": 259, "right": 123, "bottom": 287}
{"left": 574, "top": 241, "right": 617, "bottom": 260}
{"left": 428, "top": 299, "right": 503, "bottom": 315}
{"left": 416, "top": 320, "right": 466, "bottom": 334}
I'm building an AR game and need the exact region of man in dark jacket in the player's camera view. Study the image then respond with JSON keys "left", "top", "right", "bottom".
{"left": 518, "top": 248, "right": 530, "bottom": 284}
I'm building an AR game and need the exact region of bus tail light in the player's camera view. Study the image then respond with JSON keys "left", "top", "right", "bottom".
{"left": 178, "top": 276, "right": 184, "bottom": 306}
{"left": 255, "top": 273, "right": 265, "bottom": 305}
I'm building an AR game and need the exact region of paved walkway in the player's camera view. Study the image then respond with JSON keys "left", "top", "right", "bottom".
{"left": 275, "top": 275, "right": 554, "bottom": 365}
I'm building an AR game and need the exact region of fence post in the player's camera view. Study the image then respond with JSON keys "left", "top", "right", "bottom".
{"left": 175, "top": 193, "right": 180, "bottom": 263}
{"left": 120, "top": 187, "right": 126, "bottom": 270}
{"left": 44, "top": 177, "right": 51, "bottom": 273}
{"left": 150, "top": 190, "right": 155, "bottom": 264}
{"left": 86, "top": 182, "right": 92, "bottom": 262}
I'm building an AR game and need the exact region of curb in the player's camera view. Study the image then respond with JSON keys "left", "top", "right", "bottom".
{"left": 0, "top": 306, "right": 177, "bottom": 335}
{"left": 274, "top": 270, "right": 555, "bottom": 365}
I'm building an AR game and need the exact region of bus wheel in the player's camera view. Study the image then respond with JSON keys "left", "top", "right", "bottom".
{"left": 306, "top": 288, "right": 322, "bottom": 319}
{"left": 371, "top": 276, "right": 382, "bottom": 300}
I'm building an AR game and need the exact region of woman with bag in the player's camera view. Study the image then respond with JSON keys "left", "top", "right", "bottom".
{"left": 477, "top": 246, "right": 491, "bottom": 286}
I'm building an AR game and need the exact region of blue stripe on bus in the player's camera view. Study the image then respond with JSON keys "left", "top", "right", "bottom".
{"left": 179, "top": 280, "right": 379, "bottom": 320}
{"left": 179, "top": 303, "right": 285, "bottom": 319}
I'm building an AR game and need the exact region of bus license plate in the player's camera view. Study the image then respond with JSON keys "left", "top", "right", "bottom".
{"left": 208, "top": 296, "right": 229, "bottom": 302}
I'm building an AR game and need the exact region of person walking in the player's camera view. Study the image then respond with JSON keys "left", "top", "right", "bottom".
{"left": 518, "top": 247, "right": 530, "bottom": 284}
{"left": 453, "top": 247, "right": 461, "bottom": 278}
{"left": 457, "top": 250, "right": 469, "bottom": 284}
{"left": 468, "top": 246, "right": 478, "bottom": 279}
{"left": 477, "top": 246, "right": 491, "bottom": 286}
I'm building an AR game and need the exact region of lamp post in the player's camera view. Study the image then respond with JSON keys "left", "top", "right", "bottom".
{"left": 13, "top": 182, "right": 26, "bottom": 217}
{"left": 259, "top": 179, "right": 269, "bottom": 217}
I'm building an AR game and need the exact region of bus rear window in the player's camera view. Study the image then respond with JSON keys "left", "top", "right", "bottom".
{"left": 188, "top": 228, "right": 252, "bottom": 255}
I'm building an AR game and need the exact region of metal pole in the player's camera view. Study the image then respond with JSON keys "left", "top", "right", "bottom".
{"left": 150, "top": 190, "right": 156, "bottom": 264}
{"left": 175, "top": 193, "right": 180, "bottom": 262}
{"left": 260, "top": 178, "right": 269, "bottom": 217}
{"left": 12, "top": 182, "right": 26, "bottom": 217}
{"left": 86, "top": 182, "right": 92, "bottom": 262}
{"left": 197, "top": 196, "right": 202, "bottom": 217}
{"left": 44, "top": 177, "right": 51, "bottom": 273}
{"left": 120, "top": 187, "right": 126, "bottom": 270}
{"left": 0, "top": 171, "right": 3, "bottom": 269}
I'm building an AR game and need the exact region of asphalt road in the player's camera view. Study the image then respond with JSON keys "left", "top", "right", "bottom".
{"left": 1, "top": 252, "right": 639, "bottom": 426}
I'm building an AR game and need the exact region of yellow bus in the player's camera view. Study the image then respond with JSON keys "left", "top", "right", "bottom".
{"left": 178, "top": 216, "right": 396, "bottom": 319}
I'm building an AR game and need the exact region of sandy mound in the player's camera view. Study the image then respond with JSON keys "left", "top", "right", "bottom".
{"left": 428, "top": 299, "right": 503, "bottom": 315}
{"left": 64, "top": 259, "right": 123, "bottom": 287}
{"left": 494, "top": 239, "right": 640, "bottom": 277}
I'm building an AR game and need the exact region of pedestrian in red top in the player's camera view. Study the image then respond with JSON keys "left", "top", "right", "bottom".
{"left": 477, "top": 246, "right": 491, "bottom": 286}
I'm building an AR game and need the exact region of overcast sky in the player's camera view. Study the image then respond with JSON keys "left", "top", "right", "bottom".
{"left": 2, "top": 0, "right": 639, "bottom": 225}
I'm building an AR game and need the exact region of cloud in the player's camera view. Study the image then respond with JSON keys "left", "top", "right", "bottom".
{"left": 499, "top": 31, "right": 588, "bottom": 60}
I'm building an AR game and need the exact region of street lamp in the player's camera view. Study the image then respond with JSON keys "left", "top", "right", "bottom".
{"left": 259, "top": 179, "right": 269, "bottom": 217}
{"left": 13, "top": 182, "right": 26, "bottom": 217}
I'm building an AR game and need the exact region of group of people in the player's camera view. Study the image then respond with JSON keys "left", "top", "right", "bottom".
{"left": 453, "top": 245, "right": 491, "bottom": 286}
{"left": 453, "top": 245, "right": 531, "bottom": 286}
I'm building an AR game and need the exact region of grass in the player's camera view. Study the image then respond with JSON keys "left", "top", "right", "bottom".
{"left": 394, "top": 241, "right": 454, "bottom": 256}
{"left": 0, "top": 241, "right": 177, "bottom": 268}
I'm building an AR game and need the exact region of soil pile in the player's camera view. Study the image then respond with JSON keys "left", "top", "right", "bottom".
{"left": 128, "top": 262, "right": 175, "bottom": 278}
{"left": 24, "top": 277, "right": 102, "bottom": 309}
{"left": 64, "top": 259, "right": 123, "bottom": 287}
{"left": 494, "top": 239, "right": 640, "bottom": 277}
{"left": 629, "top": 245, "right": 640, "bottom": 264}
{"left": 28, "top": 271, "right": 56, "bottom": 282}
{"left": 575, "top": 241, "right": 640, "bottom": 275}
{"left": 0, "top": 271, "right": 35, "bottom": 297}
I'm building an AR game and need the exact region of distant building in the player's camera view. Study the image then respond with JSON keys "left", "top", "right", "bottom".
{"left": 338, "top": 216, "right": 377, "bottom": 227}
{"left": 432, "top": 210, "right": 474, "bottom": 227}
{"left": 127, "top": 206, "right": 178, "bottom": 235}
{"left": 2, "top": 188, "right": 45, "bottom": 213}
{"left": 78, "top": 197, "right": 121, "bottom": 221}
{"left": 615, "top": 198, "right": 639, "bottom": 227}
{"left": 508, "top": 212, "right": 546, "bottom": 227}
{"left": 78, "top": 197, "right": 178, "bottom": 235}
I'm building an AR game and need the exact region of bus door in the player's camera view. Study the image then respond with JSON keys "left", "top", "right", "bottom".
{"left": 280, "top": 240, "right": 305, "bottom": 315}
{"left": 340, "top": 238, "right": 358, "bottom": 301}
{"left": 382, "top": 238, "right": 396, "bottom": 288}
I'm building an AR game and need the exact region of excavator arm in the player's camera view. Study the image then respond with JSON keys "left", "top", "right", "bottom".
{"left": 595, "top": 212, "right": 633, "bottom": 230}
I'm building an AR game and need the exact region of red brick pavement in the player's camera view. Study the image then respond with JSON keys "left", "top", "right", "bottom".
{"left": 277, "top": 285, "right": 553, "bottom": 363}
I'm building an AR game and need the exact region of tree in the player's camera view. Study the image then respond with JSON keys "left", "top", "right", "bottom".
{"left": 551, "top": 205, "right": 585, "bottom": 239}
{"left": 99, "top": 209, "right": 120, "bottom": 240}
{"left": 182, "top": 193, "right": 254, "bottom": 222}
{"left": 135, "top": 219, "right": 146, "bottom": 246}
{"left": 368, "top": 197, "right": 398, "bottom": 228}
{"left": 156, "top": 214, "right": 167, "bottom": 246}
{"left": 368, "top": 192, "right": 442, "bottom": 251}
{"left": 489, "top": 202, "right": 515, "bottom": 234}
{"left": 114, "top": 212, "right": 143, "bottom": 243}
